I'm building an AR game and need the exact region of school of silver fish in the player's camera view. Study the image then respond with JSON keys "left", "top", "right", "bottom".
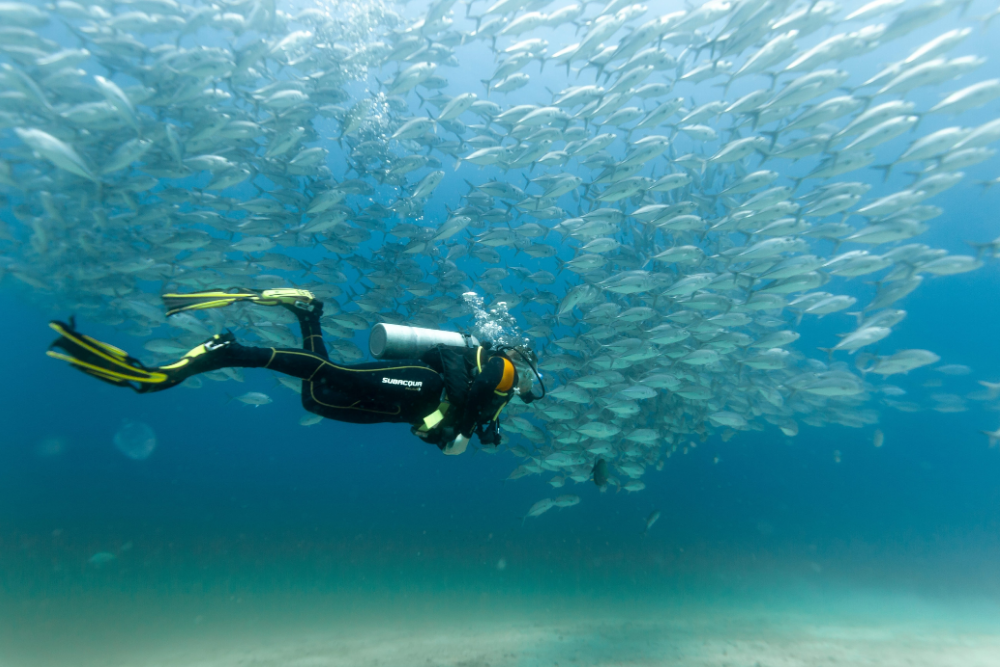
{"left": 1, "top": 0, "right": 999, "bottom": 504}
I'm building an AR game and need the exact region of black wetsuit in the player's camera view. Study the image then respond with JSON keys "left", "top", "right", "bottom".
{"left": 192, "top": 303, "right": 518, "bottom": 444}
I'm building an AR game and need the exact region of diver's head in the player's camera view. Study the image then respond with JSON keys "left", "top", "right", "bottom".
{"left": 502, "top": 343, "right": 542, "bottom": 399}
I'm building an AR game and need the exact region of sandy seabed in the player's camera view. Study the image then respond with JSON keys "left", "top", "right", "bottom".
{"left": 30, "top": 587, "right": 994, "bottom": 667}
{"left": 144, "top": 619, "right": 1000, "bottom": 667}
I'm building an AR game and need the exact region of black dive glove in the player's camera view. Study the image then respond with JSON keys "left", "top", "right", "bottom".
{"left": 477, "top": 420, "right": 502, "bottom": 446}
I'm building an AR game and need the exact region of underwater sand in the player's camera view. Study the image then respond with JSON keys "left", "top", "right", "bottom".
{"left": 136, "top": 622, "right": 1000, "bottom": 667}
{"left": 137, "top": 608, "right": 1000, "bottom": 667}
{"left": 5, "top": 580, "right": 999, "bottom": 667}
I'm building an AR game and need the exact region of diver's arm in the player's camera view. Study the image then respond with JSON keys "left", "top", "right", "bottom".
{"left": 456, "top": 356, "right": 512, "bottom": 436}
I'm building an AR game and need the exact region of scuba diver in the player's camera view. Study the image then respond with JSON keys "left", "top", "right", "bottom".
{"left": 46, "top": 288, "right": 544, "bottom": 455}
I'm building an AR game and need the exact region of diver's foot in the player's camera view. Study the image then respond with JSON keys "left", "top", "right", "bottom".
{"left": 256, "top": 288, "right": 321, "bottom": 314}
{"left": 142, "top": 332, "right": 237, "bottom": 393}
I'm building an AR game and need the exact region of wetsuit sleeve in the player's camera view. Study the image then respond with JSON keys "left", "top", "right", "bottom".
{"left": 457, "top": 356, "right": 514, "bottom": 437}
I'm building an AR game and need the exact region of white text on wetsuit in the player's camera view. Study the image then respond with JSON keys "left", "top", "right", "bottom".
{"left": 382, "top": 378, "right": 423, "bottom": 389}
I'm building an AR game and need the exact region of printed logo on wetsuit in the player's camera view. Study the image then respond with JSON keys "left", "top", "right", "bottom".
{"left": 382, "top": 377, "right": 423, "bottom": 389}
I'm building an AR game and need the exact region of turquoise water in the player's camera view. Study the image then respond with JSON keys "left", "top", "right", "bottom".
{"left": 3, "top": 0, "right": 1000, "bottom": 663}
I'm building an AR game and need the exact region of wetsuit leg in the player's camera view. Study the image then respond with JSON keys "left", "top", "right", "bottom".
{"left": 203, "top": 340, "right": 444, "bottom": 424}
{"left": 151, "top": 301, "right": 445, "bottom": 425}
{"left": 295, "top": 357, "right": 444, "bottom": 424}
{"left": 136, "top": 300, "right": 334, "bottom": 391}
{"left": 293, "top": 301, "right": 329, "bottom": 359}
{"left": 209, "top": 302, "right": 444, "bottom": 424}
{"left": 278, "top": 303, "right": 444, "bottom": 424}
{"left": 289, "top": 303, "right": 330, "bottom": 413}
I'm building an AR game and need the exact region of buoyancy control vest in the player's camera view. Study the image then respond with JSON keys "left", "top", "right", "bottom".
{"left": 412, "top": 344, "right": 516, "bottom": 447}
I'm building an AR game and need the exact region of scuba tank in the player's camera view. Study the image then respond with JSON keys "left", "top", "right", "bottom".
{"left": 369, "top": 323, "right": 480, "bottom": 360}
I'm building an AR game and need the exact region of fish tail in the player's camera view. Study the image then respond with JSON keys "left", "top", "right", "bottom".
{"left": 872, "top": 163, "right": 893, "bottom": 182}
{"left": 855, "top": 93, "right": 876, "bottom": 112}
{"left": 759, "top": 129, "right": 781, "bottom": 150}
{"left": 855, "top": 352, "right": 876, "bottom": 377}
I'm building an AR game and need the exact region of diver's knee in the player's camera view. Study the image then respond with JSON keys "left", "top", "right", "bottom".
{"left": 300, "top": 384, "right": 317, "bottom": 411}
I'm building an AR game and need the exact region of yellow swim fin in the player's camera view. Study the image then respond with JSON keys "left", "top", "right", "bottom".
{"left": 47, "top": 320, "right": 170, "bottom": 391}
{"left": 161, "top": 288, "right": 261, "bottom": 317}
{"left": 162, "top": 287, "right": 317, "bottom": 316}
{"left": 47, "top": 320, "right": 238, "bottom": 393}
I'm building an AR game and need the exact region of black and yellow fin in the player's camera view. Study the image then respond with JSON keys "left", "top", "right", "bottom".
{"left": 162, "top": 288, "right": 316, "bottom": 316}
{"left": 162, "top": 289, "right": 261, "bottom": 317}
{"left": 47, "top": 321, "right": 169, "bottom": 391}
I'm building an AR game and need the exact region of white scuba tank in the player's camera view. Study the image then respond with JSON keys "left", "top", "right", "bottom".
{"left": 369, "top": 323, "right": 480, "bottom": 360}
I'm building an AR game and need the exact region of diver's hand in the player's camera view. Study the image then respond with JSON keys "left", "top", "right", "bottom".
{"left": 443, "top": 434, "right": 469, "bottom": 456}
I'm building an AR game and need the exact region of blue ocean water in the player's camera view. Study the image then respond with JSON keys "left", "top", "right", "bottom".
{"left": 3, "top": 259, "right": 1000, "bottom": 664}
{"left": 3, "top": 0, "right": 1000, "bottom": 664}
